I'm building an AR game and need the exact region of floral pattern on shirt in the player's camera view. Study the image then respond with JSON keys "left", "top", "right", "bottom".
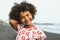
{"left": 16, "top": 24, "right": 46, "bottom": 40}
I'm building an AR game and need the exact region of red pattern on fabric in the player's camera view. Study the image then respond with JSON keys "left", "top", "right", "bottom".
{"left": 16, "top": 25, "right": 46, "bottom": 40}
{"left": 32, "top": 35, "right": 36, "bottom": 38}
{"left": 21, "top": 36, "right": 25, "bottom": 40}
{"left": 33, "top": 26, "right": 37, "bottom": 30}
{"left": 32, "top": 31, "right": 36, "bottom": 34}
{"left": 37, "top": 30, "right": 42, "bottom": 35}
{"left": 26, "top": 32, "right": 30, "bottom": 36}
{"left": 22, "top": 30, "right": 25, "bottom": 34}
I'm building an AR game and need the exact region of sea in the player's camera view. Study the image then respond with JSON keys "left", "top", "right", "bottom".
{"left": 33, "top": 23, "right": 60, "bottom": 34}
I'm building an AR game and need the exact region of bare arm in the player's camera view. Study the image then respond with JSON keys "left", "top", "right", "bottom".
{"left": 9, "top": 19, "right": 18, "bottom": 31}
{"left": 36, "top": 38, "right": 42, "bottom": 40}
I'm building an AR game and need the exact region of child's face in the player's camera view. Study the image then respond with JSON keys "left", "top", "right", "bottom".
{"left": 19, "top": 11, "right": 33, "bottom": 26}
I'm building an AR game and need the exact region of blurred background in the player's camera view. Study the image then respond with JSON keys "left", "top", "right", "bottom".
{"left": 0, "top": 0, "right": 60, "bottom": 40}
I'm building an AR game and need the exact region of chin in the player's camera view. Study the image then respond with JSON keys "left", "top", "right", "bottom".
{"left": 25, "top": 24, "right": 30, "bottom": 26}
{"left": 25, "top": 24, "right": 31, "bottom": 26}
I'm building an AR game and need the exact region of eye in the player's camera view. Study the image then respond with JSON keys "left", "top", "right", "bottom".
{"left": 26, "top": 14, "right": 29, "bottom": 16}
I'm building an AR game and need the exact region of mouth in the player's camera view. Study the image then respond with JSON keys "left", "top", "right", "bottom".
{"left": 24, "top": 18, "right": 32, "bottom": 26}
{"left": 25, "top": 20, "right": 30, "bottom": 24}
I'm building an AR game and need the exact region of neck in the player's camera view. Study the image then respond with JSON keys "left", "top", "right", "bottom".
{"left": 24, "top": 24, "right": 33, "bottom": 28}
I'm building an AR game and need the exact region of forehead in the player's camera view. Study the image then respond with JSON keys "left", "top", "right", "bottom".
{"left": 20, "top": 11, "right": 31, "bottom": 16}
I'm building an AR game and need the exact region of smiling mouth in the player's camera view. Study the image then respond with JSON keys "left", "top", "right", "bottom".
{"left": 25, "top": 21, "right": 30, "bottom": 24}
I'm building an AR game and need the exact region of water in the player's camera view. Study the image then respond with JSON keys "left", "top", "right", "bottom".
{"left": 33, "top": 23, "right": 60, "bottom": 34}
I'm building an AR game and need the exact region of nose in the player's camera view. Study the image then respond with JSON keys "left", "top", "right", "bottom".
{"left": 25, "top": 16, "right": 28, "bottom": 20}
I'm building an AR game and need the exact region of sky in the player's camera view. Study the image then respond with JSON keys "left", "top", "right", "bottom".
{"left": 0, "top": 0, "right": 60, "bottom": 23}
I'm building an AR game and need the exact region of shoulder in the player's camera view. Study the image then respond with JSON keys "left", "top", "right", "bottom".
{"left": 33, "top": 26, "right": 47, "bottom": 39}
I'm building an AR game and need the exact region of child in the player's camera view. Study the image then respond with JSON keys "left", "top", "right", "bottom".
{"left": 9, "top": 2, "right": 46, "bottom": 40}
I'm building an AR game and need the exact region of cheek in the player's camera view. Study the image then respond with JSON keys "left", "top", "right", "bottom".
{"left": 30, "top": 14, "right": 33, "bottom": 19}
{"left": 21, "top": 19, "right": 25, "bottom": 23}
{"left": 29, "top": 16, "right": 33, "bottom": 20}
{"left": 31, "top": 16, "right": 33, "bottom": 19}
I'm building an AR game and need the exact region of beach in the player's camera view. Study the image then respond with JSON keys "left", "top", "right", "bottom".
{"left": 44, "top": 31, "right": 60, "bottom": 40}
{"left": 0, "top": 23, "right": 60, "bottom": 40}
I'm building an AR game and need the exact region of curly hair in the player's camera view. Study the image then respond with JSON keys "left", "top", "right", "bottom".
{"left": 9, "top": 2, "right": 37, "bottom": 24}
